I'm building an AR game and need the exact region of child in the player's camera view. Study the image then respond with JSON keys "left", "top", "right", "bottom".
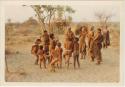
{"left": 37, "top": 45, "right": 46, "bottom": 69}
{"left": 79, "top": 26, "right": 87, "bottom": 59}
{"left": 49, "top": 33, "right": 57, "bottom": 62}
{"left": 31, "top": 39, "right": 41, "bottom": 65}
{"left": 49, "top": 46, "right": 58, "bottom": 72}
{"left": 48, "top": 33, "right": 58, "bottom": 72}
{"left": 55, "top": 42, "right": 63, "bottom": 68}
{"left": 73, "top": 37, "right": 80, "bottom": 69}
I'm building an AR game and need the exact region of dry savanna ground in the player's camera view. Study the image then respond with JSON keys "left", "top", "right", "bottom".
{"left": 5, "top": 22, "right": 120, "bottom": 82}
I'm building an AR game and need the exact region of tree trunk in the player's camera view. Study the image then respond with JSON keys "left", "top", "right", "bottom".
{"left": 5, "top": 56, "right": 9, "bottom": 72}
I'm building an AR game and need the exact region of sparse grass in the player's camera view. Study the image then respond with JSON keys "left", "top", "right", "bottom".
{"left": 5, "top": 22, "right": 120, "bottom": 82}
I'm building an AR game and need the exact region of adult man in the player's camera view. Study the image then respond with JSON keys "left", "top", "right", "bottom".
{"left": 41, "top": 30, "right": 50, "bottom": 64}
{"left": 65, "top": 27, "right": 75, "bottom": 42}
{"left": 63, "top": 27, "right": 74, "bottom": 68}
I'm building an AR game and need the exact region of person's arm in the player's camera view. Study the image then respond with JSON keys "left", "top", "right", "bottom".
{"left": 79, "top": 32, "right": 82, "bottom": 38}
{"left": 72, "top": 43, "right": 74, "bottom": 52}
{"left": 61, "top": 48, "right": 63, "bottom": 53}
{"left": 72, "top": 32, "right": 75, "bottom": 38}
{"left": 64, "top": 42, "right": 66, "bottom": 49}
{"left": 31, "top": 46, "right": 33, "bottom": 54}
{"left": 37, "top": 50, "right": 40, "bottom": 55}
{"left": 94, "top": 33, "right": 99, "bottom": 41}
{"left": 31, "top": 45, "right": 35, "bottom": 54}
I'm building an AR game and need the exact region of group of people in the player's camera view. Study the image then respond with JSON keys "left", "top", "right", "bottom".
{"left": 31, "top": 25, "right": 110, "bottom": 72}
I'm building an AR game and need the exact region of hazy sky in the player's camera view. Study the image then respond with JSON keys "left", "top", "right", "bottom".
{"left": 4, "top": 3, "right": 120, "bottom": 23}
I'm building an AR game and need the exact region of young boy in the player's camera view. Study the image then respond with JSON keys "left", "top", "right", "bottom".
{"left": 31, "top": 39, "right": 41, "bottom": 65}
{"left": 73, "top": 37, "right": 80, "bottom": 69}
{"left": 37, "top": 45, "right": 46, "bottom": 69}
{"left": 55, "top": 42, "right": 63, "bottom": 68}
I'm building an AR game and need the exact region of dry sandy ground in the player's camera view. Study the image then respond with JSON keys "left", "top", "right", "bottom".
{"left": 5, "top": 34, "right": 120, "bottom": 83}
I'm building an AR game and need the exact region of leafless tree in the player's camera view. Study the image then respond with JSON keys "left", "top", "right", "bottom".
{"left": 95, "top": 11, "right": 113, "bottom": 29}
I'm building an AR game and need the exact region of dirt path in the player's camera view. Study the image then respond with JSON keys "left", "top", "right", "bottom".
{"left": 5, "top": 42, "right": 120, "bottom": 82}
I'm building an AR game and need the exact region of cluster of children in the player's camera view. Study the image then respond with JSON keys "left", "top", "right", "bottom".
{"left": 31, "top": 31, "right": 63, "bottom": 72}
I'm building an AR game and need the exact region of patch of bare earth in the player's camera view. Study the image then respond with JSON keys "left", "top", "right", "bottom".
{"left": 5, "top": 30, "right": 120, "bottom": 82}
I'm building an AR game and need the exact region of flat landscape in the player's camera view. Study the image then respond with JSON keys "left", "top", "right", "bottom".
{"left": 5, "top": 22, "right": 120, "bottom": 82}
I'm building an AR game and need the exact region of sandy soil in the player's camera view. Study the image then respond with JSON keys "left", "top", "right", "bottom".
{"left": 5, "top": 34, "right": 120, "bottom": 82}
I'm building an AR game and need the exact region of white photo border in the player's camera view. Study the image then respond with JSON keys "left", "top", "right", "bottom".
{"left": 0, "top": 0, "right": 124, "bottom": 87}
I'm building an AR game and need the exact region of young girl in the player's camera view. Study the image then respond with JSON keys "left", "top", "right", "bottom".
{"left": 37, "top": 45, "right": 46, "bottom": 69}
{"left": 49, "top": 33, "right": 58, "bottom": 72}
{"left": 73, "top": 37, "right": 80, "bottom": 69}
{"left": 55, "top": 42, "right": 63, "bottom": 68}
{"left": 49, "top": 47, "right": 57, "bottom": 72}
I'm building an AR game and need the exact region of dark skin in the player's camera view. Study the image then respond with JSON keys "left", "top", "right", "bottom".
{"left": 73, "top": 39, "right": 80, "bottom": 69}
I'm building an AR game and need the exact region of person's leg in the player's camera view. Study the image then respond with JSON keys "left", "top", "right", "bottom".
{"left": 99, "top": 50, "right": 102, "bottom": 62}
{"left": 73, "top": 54, "right": 76, "bottom": 69}
{"left": 83, "top": 53, "right": 86, "bottom": 59}
{"left": 63, "top": 52, "right": 67, "bottom": 65}
{"left": 35, "top": 55, "right": 39, "bottom": 65}
{"left": 60, "top": 59, "right": 62, "bottom": 68}
{"left": 77, "top": 55, "right": 80, "bottom": 68}
{"left": 51, "top": 64, "right": 54, "bottom": 72}
{"left": 57, "top": 61, "right": 59, "bottom": 69}
{"left": 43, "top": 58, "right": 46, "bottom": 69}
{"left": 103, "top": 42, "right": 105, "bottom": 48}
{"left": 47, "top": 56, "right": 50, "bottom": 64}
{"left": 51, "top": 59, "right": 58, "bottom": 72}
{"left": 96, "top": 50, "right": 101, "bottom": 65}
{"left": 67, "top": 55, "right": 70, "bottom": 69}
{"left": 83, "top": 45, "right": 86, "bottom": 59}
{"left": 80, "top": 52, "right": 83, "bottom": 59}
{"left": 50, "top": 59, "right": 54, "bottom": 72}
{"left": 90, "top": 50, "right": 95, "bottom": 62}
{"left": 64, "top": 55, "right": 67, "bottom": 67}
{"left": 80, "top": 44, "right": 83, "bottom": 59}
{"left": 91, "top": 56, "right": 94, "bottom": 62}
{"left": 106, "top": 39, "right": 108, "bottom": 48}
{"left": 58, "top": 59, "right": 62, "bottom": 68}
{"left": 40, "top": 58, "right": 43, "bottom": 69}
{"left": 50, "top": 55, "right": 53, "bottom": 64}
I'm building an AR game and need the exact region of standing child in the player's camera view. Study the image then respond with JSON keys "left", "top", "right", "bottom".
{"left": 79, "top": 26, "right": 87, "bottom": 59}
{"left": 37, "top": 45, "right": 46, "bottom": 69}
{"left": 55, "top": 42, "right": 63, "bottom": 68}
{"left": 49, "top": 33, "right": 57, "bottom": 62}
{"left": 49, "top": 33, "right": 58, "bottom": 72}
{"left": 31, "top": 39, "right": 41, "bottom": 65}
{"left": 73, "top": 37, "right": 80, "bottom": 69}
{"left": 49, "top": 46, "right": 58, "bottom": 72}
